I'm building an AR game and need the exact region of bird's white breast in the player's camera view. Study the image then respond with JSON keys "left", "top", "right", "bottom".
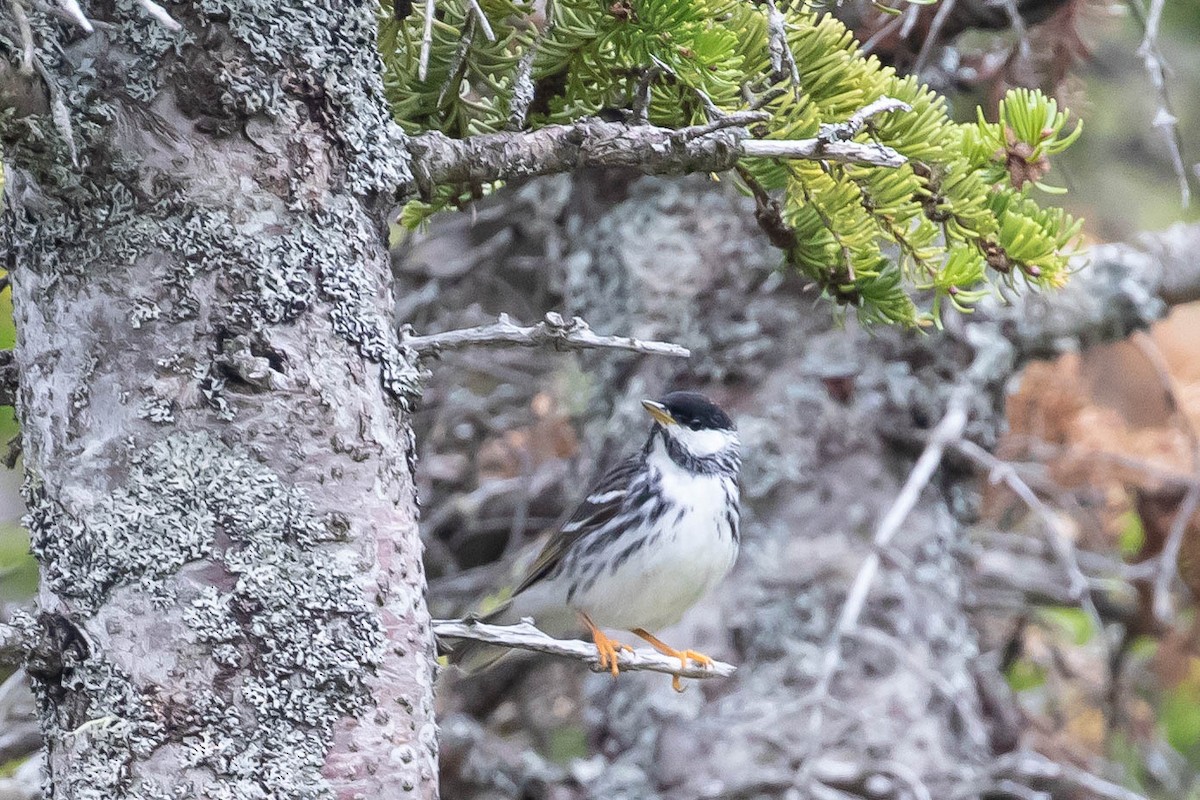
{"left": 574, "top": 448, "right": 739, "bottom": 632}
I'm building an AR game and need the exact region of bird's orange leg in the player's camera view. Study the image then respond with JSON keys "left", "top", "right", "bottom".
{"left": 631, "top": 628, "right": 715, "bottom": 692}
{"left": 580, "top": 613, "right": 632, "bottom": 678}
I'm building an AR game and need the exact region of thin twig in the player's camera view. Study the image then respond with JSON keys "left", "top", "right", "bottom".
{"left": 401, "top": 312, "right": 691, "bottom": 358}
{"left": 955, "top": 439, "right": 1109, "bottom": 649}
{"left": 682, "top": 110, "right": 771, "bottom": 140}
{"left": 631, "top": 63, "right": 665, "bottom": 125}
{"left": 740, "top": 137, "right": 906, "bottom": 168}
{"left": 1153, "top": 482, "right": 1200, "bottom": 624}
{"left": 744, "top": 96, "right": 910, "bottom": 168}
{"left": 820, "top": 97, "right": 911, "bottom": 141}
{"left": 763, "top": 0, "right": 800, "bottom": 88}
{"left": 438, "top": 14, "right": 475, "bottom": 107}
{"left": 464, "top": 0, "right": 495, "bottom": 41}
{"left": 56, "top": 0, "right": 93, "bottom": 33}
{"left": 507, "top": 17, "right": 550, "bottom": 130}
{"left": 1134, "top": 0, "right": 1190, "bottom": 208}
{"left": 912, "top": 0, "right": 958, "bottom": 75}
{"left": 433, "top": 618, "right": 737, "bottom": 680}
{"left": 808, "top": 384, "right": 972, "bottom": 718}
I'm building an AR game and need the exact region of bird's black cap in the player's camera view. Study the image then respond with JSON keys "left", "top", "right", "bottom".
{"left": 658, "top": 391, "right": 734, "bottom": 431}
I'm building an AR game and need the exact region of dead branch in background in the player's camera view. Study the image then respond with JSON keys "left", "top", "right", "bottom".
{"left": 803, "top": 381, "right": 973, "bottom": 745}
{"left": 955, "top": 438, "right": 1108, "bottom": 646}
{"left": 1133, "top": 0, "right": 1191, "bottom": 208}
{"left": 433, "top": 618, "right": 737, "bottom": 681}
{"left": 401, "top": 312, "right": 691, "bottom": 358}
{"left": 978, "top": 751, "right": 1152, "bottom": 800}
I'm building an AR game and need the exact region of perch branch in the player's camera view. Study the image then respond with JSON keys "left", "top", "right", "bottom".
{"left": 433, "top": 618, "right": 736, "bottom": 681}
{"left": 401, "top": 312, "right": 691, "bottom": 358}
{"left": 407, "top": 101, "right": 909, "bottom": 194}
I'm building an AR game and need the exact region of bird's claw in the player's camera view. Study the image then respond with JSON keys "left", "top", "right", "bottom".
{"left": 669, "top": 650, "right": 715, "bottom": 692}
{"left": 593, "top": 631, "right": 633, "bottom": 678}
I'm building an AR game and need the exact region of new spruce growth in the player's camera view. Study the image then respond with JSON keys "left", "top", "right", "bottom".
{"left": 380, "top": 0, "right": 1082, "bottom": 325}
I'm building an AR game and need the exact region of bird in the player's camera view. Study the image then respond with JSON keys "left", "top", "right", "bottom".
{"left": 450, "top": 391, "right": 741, "bottom": 692}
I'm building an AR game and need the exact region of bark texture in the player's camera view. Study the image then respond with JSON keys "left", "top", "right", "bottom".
{"left": 1, "top": 2, "right": 436, "bottom": 797}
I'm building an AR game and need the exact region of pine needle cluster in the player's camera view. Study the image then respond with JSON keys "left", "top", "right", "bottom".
{"left": 378, "top": 0, "right": 1082, "bottom": 325}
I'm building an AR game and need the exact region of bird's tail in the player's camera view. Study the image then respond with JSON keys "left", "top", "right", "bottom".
{"left": 443, "top": 602, "right": 516, "bottom": 675}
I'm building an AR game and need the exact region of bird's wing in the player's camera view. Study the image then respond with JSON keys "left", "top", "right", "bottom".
{"left": 513, "top": 452, "right": 642, "bottom": 596}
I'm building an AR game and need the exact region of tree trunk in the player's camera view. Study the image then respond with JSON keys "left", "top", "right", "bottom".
{"left": 1, "top": 2, "right": 437, "bottom": 797}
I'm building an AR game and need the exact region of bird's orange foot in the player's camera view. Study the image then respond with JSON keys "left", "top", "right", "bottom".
{"left": 581, "top": 613, "right": 632, "bottom": 678}
{"left": 632, "top": 628, "right": 716, "bottom": 692}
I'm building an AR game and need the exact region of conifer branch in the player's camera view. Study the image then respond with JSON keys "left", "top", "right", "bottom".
{"left": 406, "top": 110, "right": 908, "bottom": 195}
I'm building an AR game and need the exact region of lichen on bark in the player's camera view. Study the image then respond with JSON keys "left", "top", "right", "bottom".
{"left": 1, "top": 0, "right": 437, "bottom": 797}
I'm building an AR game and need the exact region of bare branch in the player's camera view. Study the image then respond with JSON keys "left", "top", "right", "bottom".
{"left": 819, "top": 97, "right": 912, "bottom": 142}
{"left": 740, "top": 137, "right": 905, "bottom": 168}
{"left": 506, "top": 18, "right": 548, "bottom": 130}
{"left": 401, "top": 312, "right": 691, "bottom": 358}
{"left": 407, "top": 104, "right": 910, "bottom": 194}
{"left": 418, "top": 0, "right": 435, "bottom": 81}
{"left": 433, "top": 618, "right": 737, "bottom": 681}
{"left": 985, "top": 751, "right": 1152, "bottom": 800}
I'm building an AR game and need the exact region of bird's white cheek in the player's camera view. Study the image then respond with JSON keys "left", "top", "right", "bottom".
{"left": 669, "top": 427, "right": 737, "bottom": 457}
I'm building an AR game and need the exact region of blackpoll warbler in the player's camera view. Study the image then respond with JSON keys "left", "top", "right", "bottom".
{"left": 451, "top": 391, "right": 741, "bottom": 691}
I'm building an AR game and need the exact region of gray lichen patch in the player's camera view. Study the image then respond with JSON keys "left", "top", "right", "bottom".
{"left": 190, "top": 0, "right": 413, "bottom": 195}
{"left": 1, "top": 0, "right": 424, "bottom": 407}
{"left": 26, "top": 432, "right": 384, "bottom": 798}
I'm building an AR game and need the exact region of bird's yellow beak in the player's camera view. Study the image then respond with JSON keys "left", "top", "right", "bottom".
{"left": 641, "top": 399, "right": 676, "bottom": 426}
